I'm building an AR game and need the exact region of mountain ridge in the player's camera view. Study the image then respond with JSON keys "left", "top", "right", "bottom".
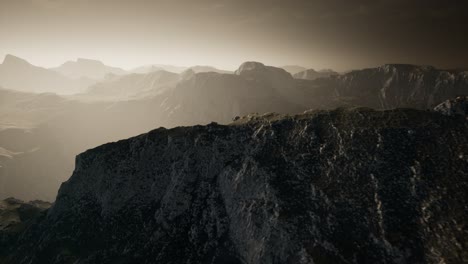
{"left": 3, "top": 107, "right": 467, "bottom": 263}
{"left": 0, "top": 55, "right": 90, "bottom": 94}
{"left": 51, "top": 58, "right": 127, "bottom": 80}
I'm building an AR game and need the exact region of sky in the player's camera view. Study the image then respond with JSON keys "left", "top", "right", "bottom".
{"left": 0, "top": 0, "right": 467, "bottom": 71}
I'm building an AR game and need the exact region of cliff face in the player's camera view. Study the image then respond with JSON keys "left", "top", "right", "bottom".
{"left": 310, "top": 65, "right": 468, "bottom": 109}
{"left": 5, "top": 108, "right": 468, "bottom": 264}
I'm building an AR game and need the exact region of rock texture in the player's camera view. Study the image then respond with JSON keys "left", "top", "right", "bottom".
{"left": 1, "top": 61, "right": 468, "bottom": 202}
{"left": 310, "top": 64, "right": 468, "bottom": 109}
{"left": 3, "top": 108, "right": 468, "bottom": 264}
{"left": 434, "top": 96, "right": 468, "bottom": 118}
{"left": 0, "top": 198, "right": 51, "bottom": 261}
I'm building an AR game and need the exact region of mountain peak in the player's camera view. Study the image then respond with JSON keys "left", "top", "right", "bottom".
{"left": 235, "top": 61, "right": 266, "bottom": 75}
{"left": 76, "top": 58, "right": 105, "bottom": 66}
{"left": 2, "top": 54, "right": 31, "bottom": 66}
{"left": 179, "top": 68, "right": 196, "bottom": 80}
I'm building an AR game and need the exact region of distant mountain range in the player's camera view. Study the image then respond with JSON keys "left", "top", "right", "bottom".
{"left": 281, "top": 65, "right": 307, "bottom": 74}
{"left": 0, "top": 55, "right": 92, "bottom": 94}
{"left": 131, "top": 64, "right": 231, "bottom": 74}
{"left": 131, "top": 64, "right": 188, "bottom": 74}
{"left": 0, "top": 57, "right": 467, "bottom": 201}
{"left": 51, "top": 58, "right": 127, "bottom": 80}
{"left": 82, "top": 70, "right": 180, "bottom": 100}
{"left": 0, "top": 55, "right": 235, "bottom": 95}
{"left": 294, "top": 68, "right": 339, "bottom": 80}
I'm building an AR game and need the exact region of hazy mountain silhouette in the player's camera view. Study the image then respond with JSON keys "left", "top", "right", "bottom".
{"left": 131, "top": 64, "right": 188, "bottom": 74}
{"left": 0, "top": 87, "right": 71, "bottom": 130}
{"left": 0, "top": 55, "right": 91, "bottom": 94}
{"left": 294, "top": 68, "right": 339, "bottom": 80}
{"left": 189, "top": 65, "right": 232, "bottom": 74}
{"left": 131, "top": 65, "right": 231, "bottom": 74}
{"left": 51, "top": 58, "right": 127, "bottom": 80}
{"left": 82, "top": 70, "right": 180, "bottom": 100}
{"left": 281, "top": 65, "right": 307, "bottom": 74}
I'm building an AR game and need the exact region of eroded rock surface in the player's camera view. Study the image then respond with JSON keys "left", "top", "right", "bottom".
{"left": 434, "top": 96, "right": 468, "bottom": 118}
{"left": 3, "top": 108, "right": 468, "bottom": 264}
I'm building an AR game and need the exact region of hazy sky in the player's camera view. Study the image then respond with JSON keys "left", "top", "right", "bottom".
{"left": 1, "top": 0, "right": 467, "bottom": 71}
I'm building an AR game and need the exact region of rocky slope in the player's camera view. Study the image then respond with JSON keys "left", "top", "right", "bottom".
{"left": 0, "top": 198, "right": 51, "bottom": 262}
{"left": 3, "top": 108, "right": 467, "bottom": 263}
{"left": 434, "top": 96, "right": 468, "bottom": 118}
{"left": 310, "top": 64, "right": 468, "bottom": 109}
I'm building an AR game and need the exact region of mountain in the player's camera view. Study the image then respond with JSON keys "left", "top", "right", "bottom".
{"left": 131, "top": 64, "right": 188, "bottom": 74}
{"left": 281, "top": 65, "right": 307, "bottom": 74}
{"left": 2, "top": 108, "right": 467, "bottom": 263}
{"left": 154, "top": 70, "right": 302, "bottom": 126}
{"left": 189, "top": 65, "right": 232, "bottom": 74}
{"left": 51, "top": 58, "right": 127, "bottom": 80}
{"left": 294, "top": 68, "right": 339, "bottom": 80}
{"left": 0, "top": 87, "right": 72, "bottom": 130}
{"left": 311, "top": 64, "right": 468, "bottom": 109}
{"left": 0, "top": 62, "right": 467, "bottom": 201}
{"left": 235, "top": 61, "right": 294, "bottom": 92}
{"left": 82, "top": 70, "right": 180, "bottom": 100}
{"left": 0, "top": 55, "right": 90, "bottom": 94}
{"left": 131, "top": 65, "right": 231, "bottom": 74}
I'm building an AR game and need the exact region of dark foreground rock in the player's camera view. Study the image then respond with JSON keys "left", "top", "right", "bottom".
{"left": 2, "top": 108, "right": 468, "bottom": 264}
{"left": 0, "top": 198, "right": 51, "bottom": 261}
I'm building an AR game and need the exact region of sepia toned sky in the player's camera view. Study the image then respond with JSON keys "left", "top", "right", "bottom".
{"left": 1, "top": 0, "right": 467, "bottom": 71}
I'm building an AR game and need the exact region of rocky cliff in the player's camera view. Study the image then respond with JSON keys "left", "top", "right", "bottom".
{"left": 3, "top": 108, "right": 467, "bottom": 264}
{"left": 309, "top": 64, "right": 468, "bottom": 109}
{"left": 0, "top": 198, "right": 51, "bottom": 262}
{"left": 434, "top": 96, "right": 468, "bottom": 118}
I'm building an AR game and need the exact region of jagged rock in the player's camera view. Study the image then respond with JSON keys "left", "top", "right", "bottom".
{"left": 434, "top": 96, "right": 468, "bottom": 118}
{"left": 309, "top": 64, "right": 468, "bottom": 109}
{"left": 0, "top": 198, "right": 51, "bottom": 258}
{"left": 3, "top": 108, "right": 468, "bottom": 264}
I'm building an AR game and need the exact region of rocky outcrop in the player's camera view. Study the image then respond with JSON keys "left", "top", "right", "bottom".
{"left": 434, "top": 96, "right": 468, "bottom": 118}
{"left": 3, "top": 108, "right": 468, "bottom": 263}
{"left": 310, "top": 64, "right": 468, "bottom": 109}
{"left": 0, "top": 198, "right": 51, "bottom": 259}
